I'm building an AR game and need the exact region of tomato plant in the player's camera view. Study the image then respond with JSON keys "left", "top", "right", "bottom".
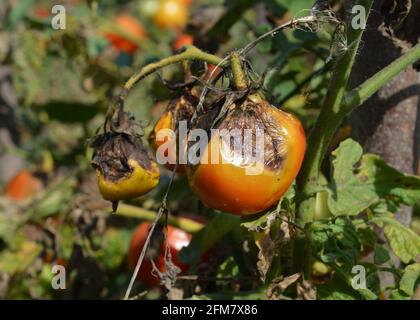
{"left": 1, "top": 0, "right": 420, "bottom": 303}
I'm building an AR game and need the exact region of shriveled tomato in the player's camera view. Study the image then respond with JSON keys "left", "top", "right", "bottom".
{"left": 91, "top": 111, "right": 159, "bottom": 211}
{"left": 186, "top": 93, "right": 306, "bottom": 215}
{"left": 153, "top": 0, "right": 188, "bottom": 30}
{"left": 128, "top": 222, "right": 191, "bottom": 286}
{"left": 172, "top": 33, "right": 193, "bottom": 51}
{"left": 5, "top": 170, "right": 43, "bottom": 201}
{"left": 105, "top": 15, "right": 146, "bottom": 54}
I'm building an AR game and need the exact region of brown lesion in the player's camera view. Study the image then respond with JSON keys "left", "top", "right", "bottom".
{"left": 189, "top": 95, "right": 287, "bottom": 171}
{"left": 91, "top": 111, "right": 153, "bottom": 183}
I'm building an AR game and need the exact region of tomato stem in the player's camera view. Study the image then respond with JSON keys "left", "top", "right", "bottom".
{"left": 120, "top": 45, "right": 223, "bottom": 101}
{"left": 230, "top": 51, "right": 248, "bottom": 91}
{"left": 295, "top": 0, "right": 374, "bottom": 226}
{"left": 343, "top": 42, "right": 420, "bottom": 112}
{"left": 113, "top": 203, "right": 204, "bottom": 233}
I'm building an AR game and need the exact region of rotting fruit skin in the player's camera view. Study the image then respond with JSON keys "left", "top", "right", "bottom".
{"left": 149, "top": 89, "right": 197, "bottom": 173}
{"left": 187, "top": 93, "right": 306, "bottom": 215}
{"left": 128, "top": 222, "right": 191, "bottom": 287}
{"left": 96, "top": 158, "right": 159, "bottom": 201}
{"left": 91, "top": 113, "right": 160, "bottom": 203}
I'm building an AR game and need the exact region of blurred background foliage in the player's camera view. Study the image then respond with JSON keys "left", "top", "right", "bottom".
{"left": 0, "top": 0, "right": 418, "bottom": 300}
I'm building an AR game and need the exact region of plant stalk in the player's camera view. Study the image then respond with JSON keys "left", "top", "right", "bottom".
{"left": 230, "top": 51, "right": 248, "bottom": 90}
{"left": 113, "top": 203, "right": 204, "bottom": 233}
{"left": 119, "top": 46, "right": 223, "bottom": 102}
{"left": 295, "top": 0, "right": 374, "bottom": 226}
{"left": 343, "top": 42, "right": 420, "bottom": 112}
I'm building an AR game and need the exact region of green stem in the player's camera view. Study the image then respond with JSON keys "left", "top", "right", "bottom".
{"left": 343, "top": 42, "right": 420, "bottom": 112}
{"left": 120, "top": 45, "right": 223, "bottom": 101}
{"left": 113, "top": 203, "right": 204, "bottom": 233}
{"left": 230, "top": 51, "right": 248, "bottom": 90}
{"left": 295, "top": 0, "right": 374, "bottom": 226}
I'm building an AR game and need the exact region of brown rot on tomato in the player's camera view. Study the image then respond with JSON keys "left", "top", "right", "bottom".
{"left": 91, "top": 110, "right": 159, "bottom": 211}
{"left": 148, "top": 78, "right": 200, "bottom": 174}
{"left": 185, "top": 56, "right": 306, "bottom": 216}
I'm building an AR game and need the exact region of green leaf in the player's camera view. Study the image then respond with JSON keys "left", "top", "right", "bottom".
{"left": 217, "top": 256, "right": 239, "bottom": 279}
{"left": 372, "top": 216, "right": 420, "bottom": 264}
{"left": 272, "top": 0, "right": 314, "bottom": 15}
{"left": 7, "top": 0, "right": 34, "bottom": 28}
{"left": 179, "top": 214, "right": 241, "bottom": 265}
{"left": 0, "top": 241, "right": 42, "bottom": 274}
{"left": 399, "top": 263, "right": 420, "bottom": 296}
{"left": 97, "top": 228, "right": 132, "bottom": 270}
{"left": 328, "top": 139, "right": 420, "bottom": 216}
{"left": 390, "top": 289, "right": 411, "bottom": 300}
{"left": 310, "top": 217, "right": 362, "bottom": 270}
{"left": 316, "top": 274, "right": 362, "bottom": 300}
{"left": 374, "top": 245, "right": 391, "bottom": 265}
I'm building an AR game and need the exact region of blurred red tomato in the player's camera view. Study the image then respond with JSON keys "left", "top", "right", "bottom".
{"left": 172, "top": 33, "right": 193, "bottom": 51}
{"left": 128, "top": 222, "right": 191, "bottom": 286}
{"left": 5, "top": 170, "right": 43, "bottom": 201}
{"left": 176, "top": 0, "right": 193, "bottom": 6}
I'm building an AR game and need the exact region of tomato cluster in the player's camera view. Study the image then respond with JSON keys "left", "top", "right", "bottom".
{"left": 91, "top": 61, "right": 306, "bottom": 216}
{"left": 105, "top": 1, "right": 193, "bottom": 56}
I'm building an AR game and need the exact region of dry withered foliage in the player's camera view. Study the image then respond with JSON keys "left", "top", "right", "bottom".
{"left": 255, "top": 213, "right": 294, "bottom": 282}
{"left": 267, "top": 273, "right": 301, "bottom": 300}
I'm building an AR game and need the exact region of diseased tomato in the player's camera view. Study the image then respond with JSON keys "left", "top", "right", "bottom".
{"left": 153, "top": 0, "right": 188, "bottom": 30}
{"left": 105, "top": 15, "right": 146, "bottom": 54}
{"left": 5, "top": 170, "right": 43, "bottom": 201}
{"left": 172, "top": 33, "right": 194, "bottom": 51}
{"left": 128, "top": 222, "right": 191, "bottom": 286}
{"left": 149, "top": 88, "right": 198, "bottom": 173}
{"left": 91, "top": 111, "right": 159, "bottom": 211}
{"left": 186, "top": 93, "right": 306, "bottom": 215}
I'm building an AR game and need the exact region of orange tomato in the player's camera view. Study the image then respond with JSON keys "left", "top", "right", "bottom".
{"left": 149, "top": 90, "right": 197, "bottom": 174}
{"left": 176, "top": 0, "right": 193, "bottom": 6}
{"left": 105, "top": 15, "right": 146, "bottom": 54}
{"left": 172, "top": 33, "right": 194, "bottom": 51}
{"left": 128, "top": 222, "right": 191, "bottom": 286}
{"left": 187, "top": 94, "right": 306, "bottom": 215}
{"left": 5, "top": 170, "right": 43, "bottom": 201}
{"left": 153, "top": 0, "right": 188, "bottom": 30}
